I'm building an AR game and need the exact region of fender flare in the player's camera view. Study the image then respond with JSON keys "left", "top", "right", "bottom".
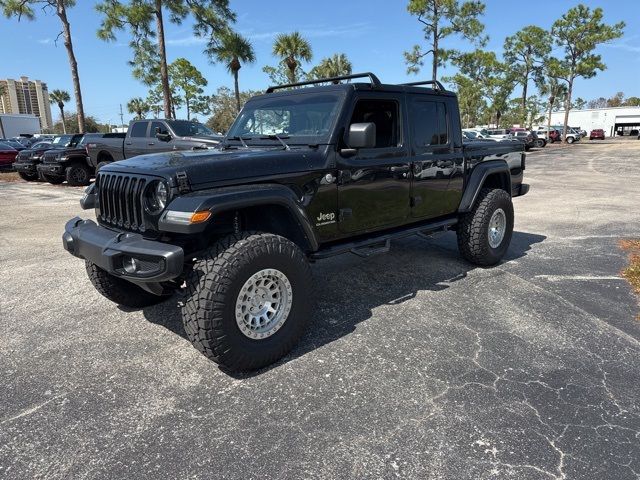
{"left": 458, "top": 160, "right": 511, "bottom": 213}
{"left": 159, "top": 183, "right": 319, "bottom": 251}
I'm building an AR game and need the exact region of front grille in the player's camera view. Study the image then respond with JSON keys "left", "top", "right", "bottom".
{"left": 97, "top": 172, "right": 148, "bottom": 232}
{"left": 17, "top": 152, "right": 30, "bottom": 161}
{"left": 42, "top": 152, "right": 60, "bottom": 163}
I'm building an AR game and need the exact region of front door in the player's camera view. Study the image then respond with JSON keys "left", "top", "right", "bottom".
{"left": 337, "top": 96, "right": 411, "bottom": 233}
{"left": 408, "top": 96, "right": 464, "bottom": 219}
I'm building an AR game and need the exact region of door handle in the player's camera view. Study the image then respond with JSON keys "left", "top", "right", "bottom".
{"left": 148, "top": 142, "right": 155, "bottom": 146}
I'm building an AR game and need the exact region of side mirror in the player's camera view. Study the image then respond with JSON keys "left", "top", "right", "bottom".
{"left": 156, "top": 132, "right": 171, "bottom": 142}
{"left": 347, "top": 122, "right": 376, "bottom": 149}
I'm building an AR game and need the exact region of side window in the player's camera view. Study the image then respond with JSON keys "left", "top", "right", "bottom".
{"left": 349, "top": 99, "right": 399, "bottom": 148}
{"left": 410, "top": 100, "right": 448, "bottom": 148}
{"left": 151, "top": 121, "right": 168, "bottom": 136}
{"left": 130, "top": 122, "right": 148, "bottom": 138}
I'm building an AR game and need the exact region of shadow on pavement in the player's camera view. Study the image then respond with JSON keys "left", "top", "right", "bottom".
{"left": 140, "top": 230, "right": 546, "bottom": 376}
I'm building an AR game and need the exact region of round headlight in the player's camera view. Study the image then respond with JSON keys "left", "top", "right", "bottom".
{"left": 146, "top": 181, "right": 169, "bottom": 213}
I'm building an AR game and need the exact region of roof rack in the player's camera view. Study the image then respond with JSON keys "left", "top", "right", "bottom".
{"left": 266, "top": 72, "right": 382, "bottom": 93}
{"left": 401, "top": 80, "right": 445, "bottom": 91}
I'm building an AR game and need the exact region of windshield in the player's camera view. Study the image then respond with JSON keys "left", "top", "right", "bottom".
{"left": 227, "top": 92, "right": 343, "bottom": 144}
{"left": 166, "top": 121, "right": 215, "bottom": 137}
{"left": 32, "top": 142, "right": 51, "bottom": 149}
{"left": 51, "top": 135, "right": 79, "bottom": 148}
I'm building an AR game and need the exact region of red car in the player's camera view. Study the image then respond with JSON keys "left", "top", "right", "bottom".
{"left": 0, "top": 142, "right": 18, "bottom": 170}
{"left": 590, "top": 129, "right": 605, "bottom": 140}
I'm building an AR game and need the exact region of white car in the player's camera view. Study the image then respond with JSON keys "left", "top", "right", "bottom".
{"left": 462, "top": 129, "right": 494, "bottom": 140}
{"left": 486, "top": 129, "right": 514, "bottom": 140}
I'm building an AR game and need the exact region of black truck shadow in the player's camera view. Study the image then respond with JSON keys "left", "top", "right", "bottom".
{"left": 141, "top": 231, "right": 546, "bottom": 377}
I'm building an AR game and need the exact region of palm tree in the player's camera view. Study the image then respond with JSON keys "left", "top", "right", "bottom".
{"left": 127, "top": 97, "right": 150, "bottom": 120}
{"left": 308, "top": 53, "right": 352, "bottom": 81}
{"left": 49, "top": 89, "right": 71, "bottom": 134}
{"left": 210, "top": 31, "right": 256, "bottom": 113}
{"left": 272, "top": 32, "right": 312, "bottom": 83}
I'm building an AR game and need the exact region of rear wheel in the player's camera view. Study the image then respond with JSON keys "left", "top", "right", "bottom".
{"left": 457, "top": 188, "right": 514, "bottom": 266}
{"left": 18, "top": 171, "right": 38, "bottom": 181}
{"left": 567, "top": 136, "right": 575, "bottom": 144}
{"left": 181, "top": 232, "right": 312, "bottom": 371}
{"left": 534, "top": 139, "right": 545, "bottom": 148}
{"left": 66, "top": 162, "right": 91, "bottom": 186}
{"left": 85, "top": 261, "right": 168, "bottom": 308}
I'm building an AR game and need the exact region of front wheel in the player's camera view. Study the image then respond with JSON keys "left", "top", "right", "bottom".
{"left": 18, "top": 171, "right": 38, "bottom": 181}
{"left": 85, "top": 261, "right": 168, "bottom": 308}
{"left": 534, "top": 139, "right": 545, "bottom": 148}
{"left": 66, "top": 163, "right": 91, "bottom": 186}
{"left": 567, "top": 136, "right": 575, "bottom": 144}
{"left": 457, "top": 188, "right": 514, "bottom": 266}
{"left": 181, "top": 232, "right": 312, "bottom": 371}
{"left": 42, "top": 173, "right": 64, "bottom": 185}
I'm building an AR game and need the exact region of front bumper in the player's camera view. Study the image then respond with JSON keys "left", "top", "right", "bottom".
{"left": 13, "top": 161, "right": 38, "bottom": 173}
{"left": 62, "top": 217, "right": 184, "bottom": 282}
{"left": 37, "top": 162, "right": 65, "bottom": 176}
{"left": 513, "top": 183, "right": 530, "bottom": 197}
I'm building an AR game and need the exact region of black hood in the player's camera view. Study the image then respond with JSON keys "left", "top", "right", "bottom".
{"left": 101, "top": 146, "right": 326, "bottom": 187}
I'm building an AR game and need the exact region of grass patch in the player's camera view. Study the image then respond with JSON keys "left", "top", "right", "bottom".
{"left": 620, "top": 239, "right": 640, "bottom": 295}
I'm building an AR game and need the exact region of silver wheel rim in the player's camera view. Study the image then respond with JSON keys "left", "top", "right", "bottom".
{"left": 488, "top": 208, "right": 507, "bottom": 249}
{"left": 235, "top": 268, "right": 293, "bottom": 340}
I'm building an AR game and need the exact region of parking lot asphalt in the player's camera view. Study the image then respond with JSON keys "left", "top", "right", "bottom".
{"left": 0, "top": 139, "right": 639, "bottom": 480}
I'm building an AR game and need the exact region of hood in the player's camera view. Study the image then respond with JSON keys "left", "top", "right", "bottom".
{"left": 102, "top": 146, "right": 325, "bottom": 187}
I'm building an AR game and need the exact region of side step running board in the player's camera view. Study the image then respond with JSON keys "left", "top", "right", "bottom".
{"left": 311, "top": 218, "right": 457, "bottom": 260}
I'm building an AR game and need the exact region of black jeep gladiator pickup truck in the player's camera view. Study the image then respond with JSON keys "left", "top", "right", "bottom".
{"left": 37, "top": 133, "right": 126, "bottom": 186}
{"left": 62, "top": 73, "right": 528, "bottom": 371}
{"left": 86, "top": 119, "right": 223, "bottom": 171}
{"left": 14, "top": 134, "right": 83, "bottom": 181}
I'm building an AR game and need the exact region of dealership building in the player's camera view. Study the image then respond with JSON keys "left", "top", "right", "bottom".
{"left": 549, "top": 106, "right": 640, "bottom": 136}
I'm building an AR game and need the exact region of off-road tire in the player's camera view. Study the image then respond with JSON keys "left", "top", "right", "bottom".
{"left": 85, "top": 261, "right": 167, "bottom": 308}
{"left": 181, "top": 232, "right": 312, "bottom": 371}
{"left": 457, "top": 188, "right": 514, "bottom": 266}
{"left": 567, "top": 136, "right": 575, "bottom": 144}
{"left": 42, "top": 173, "right": 64, "bottom": 185}
{"left": 66, "top": 163, "right": 91, "bottom": 186}
{"left": 534, "top": 139, "right": 545, "bottom": 148}
{"left": 18, "top": 171, "right": 38, "bottom": 181}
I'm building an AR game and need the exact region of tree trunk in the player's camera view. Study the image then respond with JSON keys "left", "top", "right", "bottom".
{"left": 155, "top": 0, "right": 171, "bottom": 119}
{"left": 521, "top": 68, "right": 529, "bottom": 125}
{"left": 431, "top": 2, "right": 438, "bottom": 82}
{"left": 186, "top": 95, "right": 190, "bottom": 120}
{"left": 60, "top": 106, "right": 66, "bottom": 134}
{"left": 234, "top": 69, "right": 241, "bottom": 113}
{"left": 56, "top": 1, "right": 85, "bottom": 133}
{"left": 547, "top": 97, "right": 553, "bottom": 142}
{"left": 562, "top": 79, "right": 573, "bottom": 142}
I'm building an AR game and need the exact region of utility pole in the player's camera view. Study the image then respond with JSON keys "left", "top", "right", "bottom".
{"left": 119, "top": 104, "right": 124, "bottom": 129}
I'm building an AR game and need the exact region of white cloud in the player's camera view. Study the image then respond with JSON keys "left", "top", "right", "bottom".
{"left": 37, "top": 38, "right": 52, "bottom": 45}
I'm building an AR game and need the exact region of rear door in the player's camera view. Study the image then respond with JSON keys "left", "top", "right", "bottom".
{"left": 336, "top": 94, "right": 411, "bottom": 233}
{"left": 124, "top": 121, "right": 150, "bottom": 158}
{"left": 408, "top": 95, "right": 464, "bottom": 219}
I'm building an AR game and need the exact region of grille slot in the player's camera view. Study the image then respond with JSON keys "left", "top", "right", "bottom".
{"left": 97, "top": 172, "right": 147, "bottom": 232}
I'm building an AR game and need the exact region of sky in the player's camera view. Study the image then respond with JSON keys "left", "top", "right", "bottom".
{"left": 1, "top": 0, "right": 638, "bottom": 125}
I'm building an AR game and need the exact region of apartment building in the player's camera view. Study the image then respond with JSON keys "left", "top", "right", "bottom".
{"left": 0, "top": 76, "right": 54, "bottom": 130}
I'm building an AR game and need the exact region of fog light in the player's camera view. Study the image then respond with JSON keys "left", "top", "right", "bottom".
{"left": 123, "top": 256, "right": 139, "bottom": 274}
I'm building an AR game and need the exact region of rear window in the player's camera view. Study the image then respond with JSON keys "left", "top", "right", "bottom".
{"left": 130, "top": 122, "right": 148, "bottom": 138}
{"left": 409, "top": 99, "right": 448, "bottom": 148}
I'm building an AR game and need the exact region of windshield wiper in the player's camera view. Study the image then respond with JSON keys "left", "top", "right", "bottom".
{"left": 224, "top": 135, "right": 250, "bottom": 149}
{"left": 259, "top": 134, "right": 290, "bottom": 150}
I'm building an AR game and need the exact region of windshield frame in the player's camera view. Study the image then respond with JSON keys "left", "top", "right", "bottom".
{"left": 226, "top": 90, "right": 346, "bottom": 147}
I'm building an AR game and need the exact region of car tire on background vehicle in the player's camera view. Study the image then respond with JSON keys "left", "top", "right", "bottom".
{"left": 18, "top": 171, "right": 38, "bottom": 182}
{"left": 85, "top": 261, "right": 168, "bottom": 308}
{"left": 41, "top": 174, "right": 64, "bottom": 185}
{"left": 567, "top": 137, "right": 575, "bottom": 144}
{"left": 534, "top": 139, "right": 545, "bottom": 148}
{"left": 457, "top": 188, "right": 514, "bottom": 266}
{"left": 66, "top": 163, "right": 91, "bottom": 186}
{"left": 181, "top": 231, "right": 313, "bottom": 371}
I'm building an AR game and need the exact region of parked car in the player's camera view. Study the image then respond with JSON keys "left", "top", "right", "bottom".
{"left": 462, "top": 129, "right": 493, "bottom": 140}
{"left": 0, "top": 142, "right": 18, "bottom": 170}
{"left": 13, "top": 134, "right": 82, "bottom": 181}
{"left": 37, "top": 132, "right": 126, "bottom": 186}
{"left": 512, "top": 131, "right": 535, "bottom": 150}
{"left": 536, "top": 128, "right": 561, "bottom": 143}
{"left": 62, "top": 72, "right": 529, "bottom": 371}
{"left": 86, "top": 119, "right": 223, "bottom": 171}
{"left": 589, "top": 129, "right": 605, "bottom": 140}
{"left": 486, "top": 129, "right": 513, "bottom": 140}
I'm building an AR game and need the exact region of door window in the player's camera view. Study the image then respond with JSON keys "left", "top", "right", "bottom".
{"left": 409, "top": 100, "right": 448, "bottom": 149}
{"left": 130, "top": 122, "right": 148, "bottom": 138}
{"left": 348, "top": 99, "right": 400, "bottom": 148}
{"left": 150, "top": 122, "right": 168, "bottom": 136}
